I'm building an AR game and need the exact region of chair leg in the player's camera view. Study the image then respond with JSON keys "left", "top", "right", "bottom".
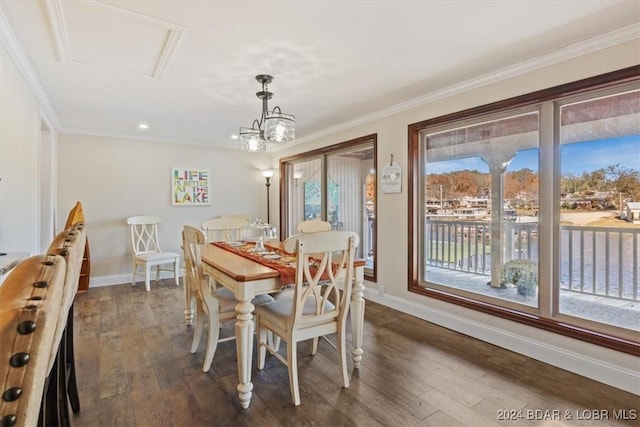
{"left": 311, "top": 337, "right": 319, "bottom": 355}
{"left": 191, "top": 300, "right": 206, "bottom": 354}
{"left": 337, "top": 328, "right": 350, "bottom": 388}
{"left": 131, "top": 261, "right": 137, "bottom": 286}
{"left": 44, "top": 348, "right": 70, "bottom": 427}
{"left": 145, "top": 264, "right": 152, "bottom": 291}
{"left": 65, "top": 306, "right": 81, "bottom": 413}
{"left": 287, "top": 339, "right": 300, "bottom": 406}
{"left": 202, "top": 309, "right": 221, "bottom": 373}
{"left": 257, "top": 318, "right": 267, "bottom": 370}
{"left": 174, "top": 259, "right": 180, "bottom": 286}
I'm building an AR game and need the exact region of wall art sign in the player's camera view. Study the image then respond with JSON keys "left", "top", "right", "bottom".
{"left": 172, "top": 168, "right": 209, "bottom": 205}
{"left": 381, "top": 160, "right": 401, "bottom": 193}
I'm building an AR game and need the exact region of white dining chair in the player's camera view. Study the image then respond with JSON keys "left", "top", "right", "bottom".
{"left": 217, "top": 214, "right": 252, "bottom": 222}
{"left": 126, "top": 216, "right": 180, "bottom": 292}
{"left": 296, "top": 219, "right": 332, "bottom": 233}
{"left": 202, "top": 217, "right": 249, "bottom": 243}
{"left": 183, "top": 225, "right": 237, "bottom": 372}
{"left": 255, "top": 230, "right": 359, "bottom": 406}
{"left": 183, "top": 225, "right": 274, "bottom": 372}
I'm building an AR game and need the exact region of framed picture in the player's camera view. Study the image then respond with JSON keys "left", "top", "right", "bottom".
{"left": 172, "top": 168, "right": 209, "bottom": 205}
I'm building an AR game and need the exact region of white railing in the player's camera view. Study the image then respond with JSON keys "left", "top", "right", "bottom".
{"left": 425, "top": 219, "right": 639, "bottom": 302}
{"left": 561, "top": 225, "right": 638, "bottom": 302}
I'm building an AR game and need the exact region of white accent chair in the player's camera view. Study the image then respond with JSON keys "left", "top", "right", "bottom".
{"left": 126, "top": 216, "right": 180, "bottom": 292}
{"left": 255, "top": 230, "right": 359, "bottom": 406}
{"left": 296, "top": 219, "right": 332, "bottom": 233}
{"left": 201, "top": 217, "right": 249, "bottom": 243}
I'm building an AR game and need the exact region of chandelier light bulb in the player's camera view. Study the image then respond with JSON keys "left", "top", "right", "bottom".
{"left": 239, "top": 127, "right": 266, "bottom": 152}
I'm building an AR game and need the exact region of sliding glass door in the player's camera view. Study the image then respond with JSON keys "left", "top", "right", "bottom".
{"left": 280, "top": 135, "right": 377, "bottom": 280}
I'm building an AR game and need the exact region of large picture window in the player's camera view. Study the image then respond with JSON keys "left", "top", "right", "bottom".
{"left": 409, "top": 68, "right": 639, "bottom": 354}
{"left": 280, "top": 135, "right": 377, "bottom": 281}
{"left": 423, "top": 110, "right": 540, "bottom": 311}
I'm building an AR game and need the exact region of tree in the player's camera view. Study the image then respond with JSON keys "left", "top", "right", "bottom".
{"left": 605, "top": 163, "right": 640, "bottom": 208}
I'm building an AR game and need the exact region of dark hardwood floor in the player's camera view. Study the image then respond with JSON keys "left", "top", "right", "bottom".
{"left": 71, "top": 280, "right": 638, "bottom": 426}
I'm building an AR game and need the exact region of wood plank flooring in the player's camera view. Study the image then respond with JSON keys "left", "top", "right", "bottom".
{"left": 71, "top": 281, "right": 638, "bottom": 426}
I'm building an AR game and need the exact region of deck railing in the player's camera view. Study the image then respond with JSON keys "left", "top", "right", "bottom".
{"left": 561, "top": 225, "right": 638, "bottom": 302}
{"left": 425, "top": 219, "right": 639, "bottom": 302}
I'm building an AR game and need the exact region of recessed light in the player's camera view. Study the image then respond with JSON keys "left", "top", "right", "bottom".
{"left": 231, "top": 134, "right": 239, "bottom": 140}
{"left": 138, "top": 123, "right": 149, "bottom": 130}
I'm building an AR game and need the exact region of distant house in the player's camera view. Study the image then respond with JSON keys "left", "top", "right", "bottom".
{"left": 624, "top": 202, "right": 640, "bottom": 224}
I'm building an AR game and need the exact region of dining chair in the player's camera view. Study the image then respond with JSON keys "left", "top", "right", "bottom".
{"left": 183, "top": 225, "right": 274, "bottom": 372}
{"left": 183, "top": 225, "right": 237, "bottom": 372}
{"left": 181, "top": 224, "right": 205, "bottom": 325}
{"left": 296, "top": 219, "right": 332, "bottom": 233}
{"left": 202, "top": 217, "right": 249, "bottom": 242}
{"left": 126, "top": 216, "right": 180, "bottom": 291}
{"left": 255, "top": 230, "right": 359, "bottom": 406}
{"left": 217, "top": 214, "right": 252, "bottom": 222}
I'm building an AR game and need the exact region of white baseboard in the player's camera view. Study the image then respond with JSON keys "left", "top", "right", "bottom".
{"left": 363, "top": 288, "right": 639, "bottom": 396}
{"left": 89, "top": 271, "right": 183, "bottom": 288}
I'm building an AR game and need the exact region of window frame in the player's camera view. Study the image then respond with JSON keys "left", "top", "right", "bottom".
{"left": 408, "top": 66, "right": 639, "bottom": 355}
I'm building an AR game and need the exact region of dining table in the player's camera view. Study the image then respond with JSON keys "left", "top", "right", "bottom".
{"left": 200, "top": 241, "right": 366, "bottom": 409}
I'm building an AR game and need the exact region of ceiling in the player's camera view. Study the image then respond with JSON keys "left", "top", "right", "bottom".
{"left": 1, "top": 1, "right": 638, "bottom": 151}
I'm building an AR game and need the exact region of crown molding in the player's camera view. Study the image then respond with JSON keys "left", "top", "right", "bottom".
{"left": 96, "top": 0, "right": 185, "bottom": 80}
{"left": 46, "top": 0, "right": 184, "bottom": 80}
{"left": 60, "top": 126, "right": 237, "bottom": 150}
{"left": 152, "top": 27, "right": 184, "bottom": 80}
{"left": 45, "top": 0, "right": 72, "bottom": 63}
{"left": 292, "top": 24, "right": 640, "bottom": 147}
{"left": 0, "top": 7, "right": 61, "bottom": 129}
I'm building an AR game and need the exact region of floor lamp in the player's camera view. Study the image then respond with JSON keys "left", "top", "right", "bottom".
{"left": 262, "top": 170, "right": 274, "bottom": 223}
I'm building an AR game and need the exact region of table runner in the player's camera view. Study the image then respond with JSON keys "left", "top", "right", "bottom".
{"left": 212, "top": 242, "right": 298, "bottom": 288}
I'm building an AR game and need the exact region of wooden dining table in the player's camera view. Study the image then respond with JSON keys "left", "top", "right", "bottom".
{"left": 200, "top": 242, "right": 366, "bottom": 409}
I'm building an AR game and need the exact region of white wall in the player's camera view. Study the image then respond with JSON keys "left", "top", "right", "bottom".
{"left": 0, "top": 44, "right": 41, "bottom": 255}
{"left": 271, "top": 40, "right": 640, "bottom": 394}
{"left": 57, "top": 133, "right": 272, "bottom": 285}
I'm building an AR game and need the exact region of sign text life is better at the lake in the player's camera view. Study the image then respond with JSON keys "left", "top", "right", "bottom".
{"left": 172, "top": 168, "right": 210, "bottom": 205}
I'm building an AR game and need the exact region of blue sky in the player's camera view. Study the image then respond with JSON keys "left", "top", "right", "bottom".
{"left": 427, "top": 135, "right": 639, "bottom": 175}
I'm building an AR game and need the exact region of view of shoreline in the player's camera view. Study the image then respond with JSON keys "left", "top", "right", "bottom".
{"left": 561, "top": 211, "right": 624, "bottom": 226}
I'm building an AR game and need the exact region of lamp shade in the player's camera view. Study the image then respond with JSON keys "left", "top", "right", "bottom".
{"left": 264, "top": 111, "right": 295, "bottom": 143}
{"left": 239, "top": 127, "right": 266, "bottom": 152}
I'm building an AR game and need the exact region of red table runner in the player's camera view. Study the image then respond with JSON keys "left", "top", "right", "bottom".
{"left": 212, "top": 242, "right": 298, "bottom": 288}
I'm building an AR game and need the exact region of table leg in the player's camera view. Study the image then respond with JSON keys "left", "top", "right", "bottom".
{"left": 350, "top": 267, "right": 365, "bottom": 369}
{"left": 235, "top": 299, "right": 255, "bottom": 409}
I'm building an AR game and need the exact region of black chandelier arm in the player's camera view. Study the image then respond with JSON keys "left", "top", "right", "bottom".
{"left": 249, "top": 118, "right": 262, "bottom": 130}
{"left": 260, "top": 96, "right": 270, "bottom": 127}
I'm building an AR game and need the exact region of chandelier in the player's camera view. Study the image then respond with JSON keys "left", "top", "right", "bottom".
{"left": 239, "top": 74, "right": 295, "bottom": 152}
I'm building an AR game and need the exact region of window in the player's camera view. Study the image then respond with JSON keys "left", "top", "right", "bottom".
{"left": 558, "top": 90, "right": 640, "bottom": 331}
{"left": 423, "top": 110, "right": 540, "bottom": 310}
{"left": 280, "top": 135, "right": 377, "bottom": 281}
{"left": 409, "top": 68, "right": 639, "bottom": 354}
